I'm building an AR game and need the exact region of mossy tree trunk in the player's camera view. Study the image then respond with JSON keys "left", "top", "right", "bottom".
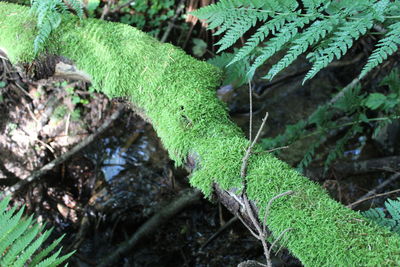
{"left": 0, "top": 3, "right": 399, "bottom": 266}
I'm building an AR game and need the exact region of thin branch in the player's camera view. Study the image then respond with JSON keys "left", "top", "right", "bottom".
{"left": 109, "top": 0, "right": 135, "bottom": 13}
{"left": 249, "top": 80, "right": 253, "bottom": 143}
{"left": 268, "top": 228, "right": 293, "bottom": 254}
{"left": 2, "top": 106, "right": 124, "bottom": 198}
{"left": 97, "top": 189, "right": 201, "bottom": 267}
{"left": 243, "top": 195, "right": 272, "bottom": 267}
{"left": 355, "top": 172, "right": 400, "bottom": 201}
{"left": 263, "top": 191, "right": 294, "bottom": 235}
{"left": 160, "top": 0, "right": 186, "bottom": 43}
{"left": 199, "top": 216, "right": 238, "bottom": 250}
{"left": 347, "top": 188, "right": 400, "bottom": 209}
{"left": 237, "top": 213, "right": 261, "bottom": 239}
{"left": 241, "top": 112, "right": 269, "bottom": 178}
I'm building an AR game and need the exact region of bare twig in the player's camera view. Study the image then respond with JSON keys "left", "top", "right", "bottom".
{"left": 160, "top": 0, "right": 186, "bottom": 43}
{"left": 199, "top": 216, "right": 238, "bottom": 250}
{"left": 354, "top": 172, "right": 400, "bottom": 202}
{"left": 243, "top": 194, "right": 273, "bottom": 267}
{"left": 263, "top": 191, "right": 294, "bottom": 235}
{"left": 265, "top": 145, "right": 289, "bottom": 153}
{"left": 109, "top": 0, "right": 135, "bottom": 13}
{"left": 238, "top": 94, "right": 294, "bottom": 266}
{"left": 268, "top": 228, "right": 293, "bottom": 254}
{"left": 249, "top": 81, "right": 253, "bottom": 142}
{"left": 241, "top": 112, "right": 268, "bottom": 178}
{"left": 347, "top": 188, "right": 400, "bottom": 209}
{"left": 2, "top": 106, "right": 124, "bottom": 198}
{"left": 236, "top": 213, "right": 261, "bottom": 239}
{"left": 97, "top": 189, "right": 202, "bottom": 267}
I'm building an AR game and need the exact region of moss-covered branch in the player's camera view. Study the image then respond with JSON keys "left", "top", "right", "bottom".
{"left": 0, "top": 3, "right": 399, "bottom": 266}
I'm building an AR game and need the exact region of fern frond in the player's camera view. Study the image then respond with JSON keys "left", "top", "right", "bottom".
{"left": 208, "top": 51, "right": 250, "bottom": 86}
{"left": 304, "top": 15, "right": 374, "bottom": 81}
{"left": 297, "top": 138, "right": 323, "bottom": 172}
{"left": 228, "top": 13, "right": 294, "bottom": 66}
{"left": 247, "top": 15, "right": 313, "bottom": 79}
{"left": 362, "top": 197, "right": 400, "bottom": 235}
{"left": 302, "top": 0, "right": 331, "bottom": 11}
{"left": 29, "top": 233, "right": 63, "bottom": 266}
{"left": 215, "top": 10, "right": 269, "bottom": 53}
{"left": 0, "top": 206, "right": 25, "bottom": 241}
{"left": 0, "top": 196, "right": 73, "bottom": 266}
{"left": 13, "top": 230, "right": 49, "bottom": 267}
{"left": 360, "top": 21, "right": 400, "bottom": 78}
{"left": 63, "top": 0, "right": 84, "bottom": 18}
{"left": 0, "top": 223, "right": 43, "bottom": 265}
{"left": 305, "top": 0, "right": 390, "bottom": 82}
{"left": 191, "top": 0, "right": 257, "bottom": 21}
{"left": 0, "top": 214, "right": 34, "bottom": 256}
{"left": 265, "top": 16, "right": 339, "bottom": 80}
{"left": 194, "top": 0, "right": 399, "bottom": 82}
{"left": 30, "top": 0, "right": 83, "bottom": 54}
{"left": 324, "top": 124, "right": 362, "bottom": 169}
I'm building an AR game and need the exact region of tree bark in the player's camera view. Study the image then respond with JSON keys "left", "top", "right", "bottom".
{"left": 0, "top": 3, "right": 399, "bottom": 266}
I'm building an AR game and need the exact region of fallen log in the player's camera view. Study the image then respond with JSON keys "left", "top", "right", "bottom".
{"left": 0, "top": 3, "right": 399, "bottom": 266}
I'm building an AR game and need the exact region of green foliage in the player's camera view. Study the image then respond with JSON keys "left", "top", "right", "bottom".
{"left": 2, "top": 3, "right": 400, "bottom": 265}
{"left": 52, "top": 84, "right": 89, "bottom": 122}
{"left": 30, "top": 0, "right": 83, "bottom": 55}
{"left": 119, "top": 0, "right": 175, "bottom": 37}
{"left": 362, "top": 197, "right": 400, "bottom": 235}
{"left": 192, "top": 0, "right": 400, "bottom": 83}
{"left": 262, "top": 68, "right": 400, "bottom": 171}
{"left": 0, "top": 196, "right": 73, "bottom": 266}
{"left": 207, "top": 50, "right": 251, "bottom": 86}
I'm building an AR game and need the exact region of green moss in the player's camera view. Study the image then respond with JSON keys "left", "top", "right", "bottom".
{"left": 1, "top": 3, "right": 400, "bottom": 266}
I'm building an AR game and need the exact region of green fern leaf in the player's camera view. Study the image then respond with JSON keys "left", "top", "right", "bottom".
{"left": 228, "top": 13, "right": 294, "bottom": 66}
{"left": 45, "top": 250, "right": 75, "bottom": 267}
{"left": 0, "top": 206, "right": 25, "bottom": 241}
{"left": 35, "top": 248, "right": 62, "bottom": 267}
{"left": 387, "top": 198, "right": 400, "bottom": 222}
{"left": 360, "top": 21, "right": 400, "bottom": 79}
{"left": 304, "top": 14, "right": 375, "bottom": 82}
{"left": 13, "top": 230, "right": 49, "bottom": 267}
{"left": 208, "top": 51, "right": 250, "bottom": 86}
{"left": 30, "top": 0, "right": 83, "bottom": 55}
{"left": 305, "top": 0, "right": 390, "bottom": 82}
{"left": 216, "top": 10, "right": 268, "bottom": 53}
{"left": 0, "top": 223, "right": 43, "bottom": 265}
{"left": 29, "top": 233, "right": 63, "bottom": 266}
{"left": 0, "top": 196, "right": 73, "bottom": 266}
{"left": 247, "top": 15, "right": 313, "bottom": 79}
{"left": 265, "top": 16, "right": 339, "bottom": 80}
{"left": 302, "top": 0, "right": 331, "bottom": 11}
{"left": 0, "top": 215, "right": 34, "bottom": 256}
{"left": 362, "top": 197, "right": 400, "bottom": 235}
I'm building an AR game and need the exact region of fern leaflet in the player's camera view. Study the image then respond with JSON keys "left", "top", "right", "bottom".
{"left": 360, "top": 21, "right": 400, "bottom": 78}
{"left": 228, "top": 13, "right": 295, "bottom": 66}
{"left": 362, "top": 197, "right": 400, "bottom": 235}
{"left": 247, "top": 15, "right": 313, "bottom": 79}
{"left": 30, "top": 0, "right": 84, "bottom": 55}
{"left": 193, "top": 0, "right": 400, "bottom": 83}
{"left": 265, "top": 16, "right": 339, "bottom": 80}
{"left": 0, "top": 196, "right": 73, "bottom": 266}
{"left": 305, "top": 14, "right": 375, "bottom": 81}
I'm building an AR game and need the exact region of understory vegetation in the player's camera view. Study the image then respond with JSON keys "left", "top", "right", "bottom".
{"left": 1, "top": 0, "right": 400, "bottom": 266}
